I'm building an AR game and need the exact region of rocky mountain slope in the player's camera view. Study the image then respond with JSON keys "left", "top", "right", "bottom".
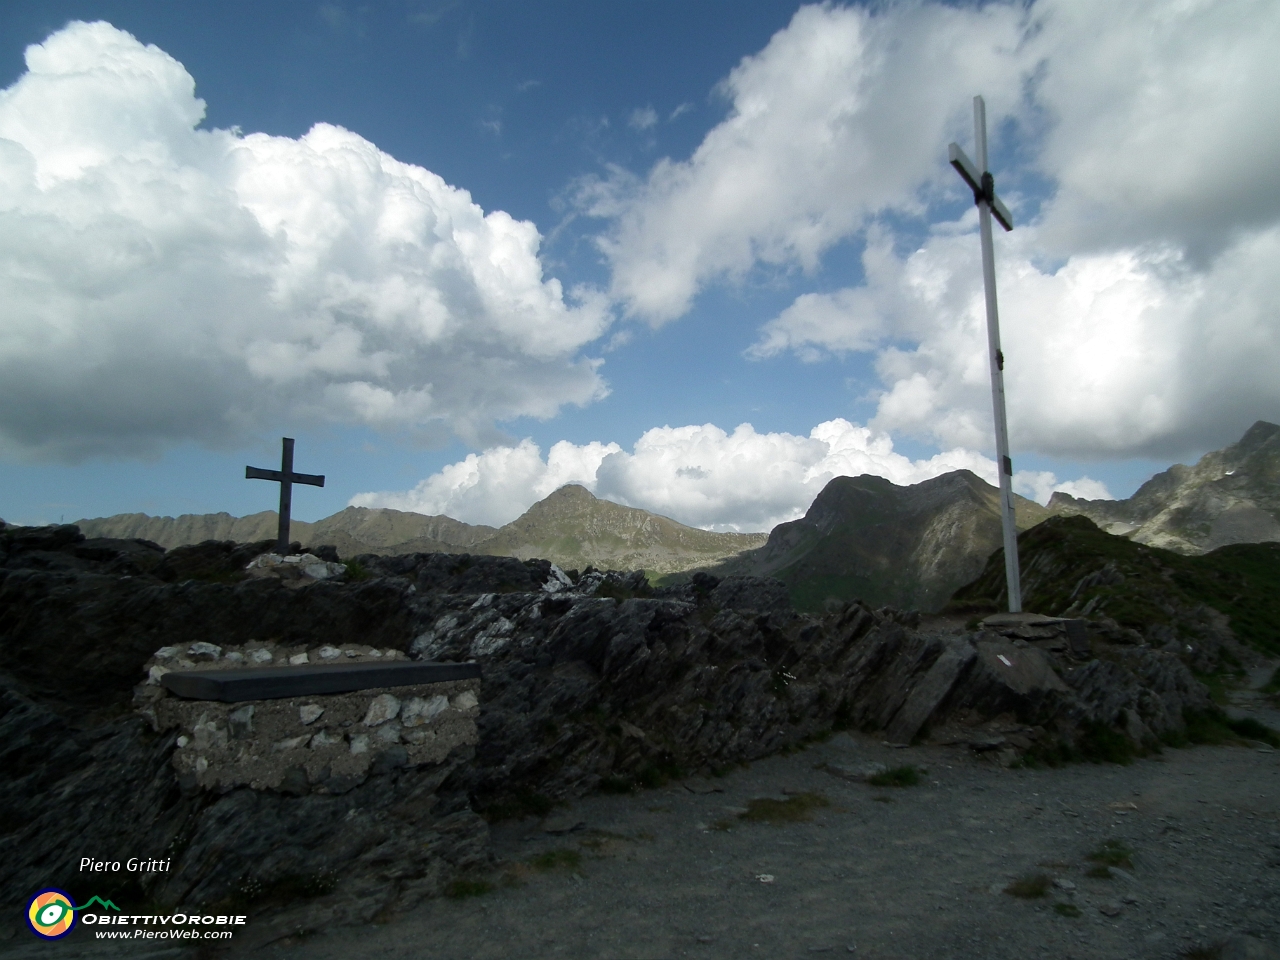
{"left": 949, "top": 513, "right": 1280, "bottom": 665}
{"left": 475, "top": 484, "right": 767, "bottom": 576}
{"left": 76, "top": 505, "right": 497, "bottom": 556}
{"left": 1049, "top": 420, "right": 1280, "bottom": 554}
{"left": 701, "top": 470, "right": 1051, "bottom": 613}
{"left": 75, "top": 487, "right": 764, "bottom": 578}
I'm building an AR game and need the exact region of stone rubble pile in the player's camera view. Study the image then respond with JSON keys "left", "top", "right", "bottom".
{"left": 243, "top": 551, "right": 348, "bottom": 584}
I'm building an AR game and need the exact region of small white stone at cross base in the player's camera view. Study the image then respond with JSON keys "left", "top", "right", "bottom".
{"left": 318, "top": 645, "right": 341, "bottom": 659}
{"left": 288, "top": 653, "right": 309, "bottom": 665}
{"left": 189, "top": 641, "right": 222, "bottom": 659}
{"left": 299, "top": 705, "right": 324, "bottom": 725}
{"left": 364, "top": 693, "right": 401, "bottom": 726}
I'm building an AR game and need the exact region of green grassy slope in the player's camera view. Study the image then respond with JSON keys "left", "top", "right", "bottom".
{"left": 949, "top": 515, "right": 1280, "bottom": 654}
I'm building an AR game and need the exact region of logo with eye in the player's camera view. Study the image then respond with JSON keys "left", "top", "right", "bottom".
{"left": 27, "top": 889, "right": 77, "bottom": 939}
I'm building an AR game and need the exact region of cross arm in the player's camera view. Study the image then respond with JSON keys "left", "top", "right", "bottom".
{"left": 245, "top": 466, "right": 325, "bottom": 487}
{"left": 948, "top": 143, "right": 1013, "bottom": 231}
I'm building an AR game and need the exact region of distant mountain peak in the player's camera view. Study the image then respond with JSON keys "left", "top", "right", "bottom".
{"left": 1048, "top": 420, "right": 1280, "bottom": 554}
{"left": 546, "top": 483, "right": 596, "bottom": 500}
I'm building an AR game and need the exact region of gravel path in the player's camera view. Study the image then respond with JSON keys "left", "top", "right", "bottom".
{"left": 255, "top": 732, "right": 1280, "bottom": 960}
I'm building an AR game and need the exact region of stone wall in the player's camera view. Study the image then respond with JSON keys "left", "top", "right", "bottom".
{"left": 136, "top": 640, "right": 479, "bottom": 795}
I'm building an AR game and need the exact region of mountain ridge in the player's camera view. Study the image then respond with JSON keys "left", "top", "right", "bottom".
{"left": 1049, "top": 420, "right": 1280, "bottom": 554}
{"left": 699, "top": 469, "right": 1052, "bottom": 612}
{"left": 75, "top": 486, "right": 766, "bottom": 578}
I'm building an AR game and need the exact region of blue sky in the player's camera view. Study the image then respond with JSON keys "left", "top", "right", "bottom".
{"left": 1, "top": 1, "right": 1276, "bottom": 530}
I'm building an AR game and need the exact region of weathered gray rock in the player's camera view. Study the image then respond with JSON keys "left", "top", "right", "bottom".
{"left": 884, "top": 639, "right": 976, "bottom": 744}
{"left": 0, "top": 524, "right": 1228, "bottom": 941}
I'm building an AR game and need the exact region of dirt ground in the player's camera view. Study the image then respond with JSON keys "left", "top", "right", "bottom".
{"left": 11, "top": 670, "right": 1280, "bottom": 960}
{"left": 254, "top": 734, "right": 1278, "bottom": 960}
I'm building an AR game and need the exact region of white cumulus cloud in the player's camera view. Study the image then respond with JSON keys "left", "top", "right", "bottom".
{"left": 0, "top": 21, "right": 609, "bottom": 462}
{"left": 353, "top": 418, "right": 1108, "bottom": 531}
{"left": 757, "top": 217, "right": 1280, "bottom": 460}
{"left": 1028, "top": 0, "right": 1280, "bottom": 259}
{"left": 577, "top": 2, "right": 1029, "bottom": 324}
{"left": 583, "top": 0, "right": 1280, "bottom": 462}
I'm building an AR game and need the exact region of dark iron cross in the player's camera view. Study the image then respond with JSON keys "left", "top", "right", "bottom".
{"left": 949, "top": 94, "right": 1022, "bottom": 613}
{"left": 246, "top": 438, "right": 324, "bottom": 555}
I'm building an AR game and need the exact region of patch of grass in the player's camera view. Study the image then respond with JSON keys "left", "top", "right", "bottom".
{"left": 867, "top": 765, "right": 921, "bottom": 787}
{"left": 594, "top": 578, "right": 652, "bottom": 601}
{"left": 1053, "top": 902, "right": 1082, "bottom": 917}
{"left": 600, "top": 775, "right": 635, "bottom": 794}
{"left": 1182, "top": 943, "right": 1226, "bottom": 960}
{"left": 1076, "top": 721, "right": 1135, "bottom": 765}
{"left": 1227, "top": 716, "right": 1280, "bottom": 747}
{"left": 1197, "top": 668, "right": 1247, "bottom": 706}
{"left": 1087, "top": 839, "right": 1134, "bottom": 869}
{"left": 739, "top": 792, "right": 830, "bottom": 824}
{"left": 1003, "top": 873, "right": 1052, "bottom": 898}
{"left": 527, "top": 848, "right": 581, "bottom": 871}
{"left": 1182, "top": 706, "right": 1240, "bottom": 746}
{"left": 343, "top": 559, "right": 371, "bottom": 581}
{"left": 444, "top": 878, "right": 493, "bottom": 899}
{"left": 482, "top": 787, "right": 555, "bottom": 822}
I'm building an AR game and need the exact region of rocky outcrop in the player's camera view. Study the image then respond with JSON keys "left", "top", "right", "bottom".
{"left": 0, "top": 522, "right": 1235, "bottom": 941}
{"left": 949, "top": 513, "right": 1280, "bottom": 666}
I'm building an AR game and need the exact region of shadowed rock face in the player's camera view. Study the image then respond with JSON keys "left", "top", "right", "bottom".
{"left": 0, "top": 524, "right": 1224, "bottom": 940}
{"left": 1049, "top": 420, "right": 1280, "bottom": 554}
{"left": 701, "top": 471, "right": 1051, "bottom": 613}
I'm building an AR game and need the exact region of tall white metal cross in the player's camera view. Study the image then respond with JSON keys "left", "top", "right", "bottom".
{"left": 949, "top": 95, "right": 1022, "bottom": 612}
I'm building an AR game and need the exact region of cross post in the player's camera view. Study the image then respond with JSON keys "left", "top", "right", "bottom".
{"left": 246, "top": 437, "right": 324, "bottom": 555}
{"left": 949, "top": 95, "right": 1022, "bottom": 612}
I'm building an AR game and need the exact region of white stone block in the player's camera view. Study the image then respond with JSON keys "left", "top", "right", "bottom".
{"left": 299, "top": 704, "right": 324, "bottom": 725}
{"left": 363, "top": 693, "right": 401, "bottom": 726}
